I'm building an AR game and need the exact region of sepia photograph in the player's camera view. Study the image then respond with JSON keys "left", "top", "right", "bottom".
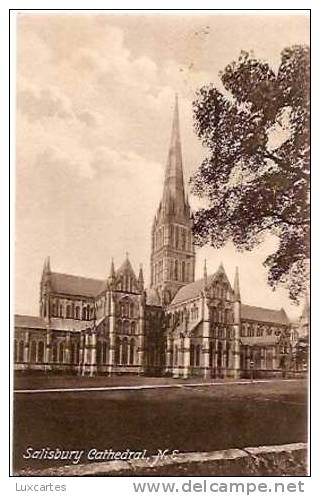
{"left": 12, "top": 10, "right": 310, "bottom": 477}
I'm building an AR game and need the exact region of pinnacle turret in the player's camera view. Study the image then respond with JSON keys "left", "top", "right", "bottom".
{"left": 218, "top": 261, "right": 224, "bottom": 272}
{"left": 42, "top": 256, "right": 51, "bottom": 274}
{"left": 138, "top": 264, "right": 144, "bottom": 291}
{"left": 109, "top": 258, "right": 115, "bottom": 278}
{"left": 233, "top": 266, "right": 241, "bottom": 302}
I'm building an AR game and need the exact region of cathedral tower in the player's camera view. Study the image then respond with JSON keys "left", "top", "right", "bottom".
{"left": 150, "top": 96, "right": 195, "bottom": 304}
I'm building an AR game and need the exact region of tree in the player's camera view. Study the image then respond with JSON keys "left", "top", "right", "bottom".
{"left": 191, "top": 45, "right": 310, "bottom": 302}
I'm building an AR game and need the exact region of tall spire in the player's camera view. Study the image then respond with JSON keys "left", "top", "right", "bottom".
{"left": 233, "top": 266, "right": 241, "bottom": 302}
{"left": 162, "top": 94, "right": 186, "bottom": 219}
{"left": 150, "top": 96, "right": 195, "bottom": 301}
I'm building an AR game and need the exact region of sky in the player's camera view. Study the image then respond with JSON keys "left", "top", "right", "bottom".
{"left": 14, "top": 13, "right": 310, "bottom": 319}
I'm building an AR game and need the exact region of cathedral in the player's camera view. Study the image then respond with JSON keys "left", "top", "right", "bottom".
{"left": 14, "top": 98, "right": 308, "bottom": 379}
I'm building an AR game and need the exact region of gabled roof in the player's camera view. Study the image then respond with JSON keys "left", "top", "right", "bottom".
{"left": 15, "top": 315, "right": 46, "bottom": 329}
{"left": 171, "top": 263, "right": 234, "bottom": 306}
{"left": 116, "top": 257, "right": 137, "bottom": 279}
{"left": 14, "top": 314, "right": 92, "bottom": 332}
{"left": 170, "top": 274, "right": 217, "bottom": 305}
{"left": 50, "top": 272, "right": 106, "bottom": 298}
{"left": 241, "top": 304, "right": 289, "bottom": 325}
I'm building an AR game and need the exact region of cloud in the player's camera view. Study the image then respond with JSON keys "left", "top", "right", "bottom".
{"left": 17, "top": 85, "right": 73, "bottom": 122}
{"left": 15, "top": 14, "right": 308, "bottom": 318}
{"left": 76, "top": 110, "right": 97, "bottom": 127}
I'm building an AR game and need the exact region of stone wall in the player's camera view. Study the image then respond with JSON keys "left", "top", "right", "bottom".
{"left": 15, "top": 442, "right": 307, "bottom": 477}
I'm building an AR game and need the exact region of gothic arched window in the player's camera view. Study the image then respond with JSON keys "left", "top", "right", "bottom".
{"left": 123, "top": 320, "right": 130, "bottom": 334}
{"left": 217, "top": 341, "right": 223, "bottom": 368}
{"left": 190, "top": 343, "right": 195, "bottom": 366}
{"left": 52, "top": 343, "right": 58, "bottom": 363}
{"left": 14, "top": 340, "right": 17, "bottom": 362}
{"left": 174, "top": 344, "right": 178, "bottom": 365}
{"left": 96, "top": 341, "right": 102, "bottom": 364}
{"left": 115, "top": 337, "right": 121, "bottom": 364}
{"left": 37, "top": 341, "right": 44, "bottom": 363}
{"left": 129, "top": 338, "right": 135, "bottom": 365}
{"left": 174, "top": 260, "right": 178, "bottom": 281}
{"left": 181, "top": 261, "right": 185, "bottom": 282}
{"left": 226, "top": 342, "right": 230, "bottom": 368}
{"left": 170, "top": 259, "right": 174, "bottom": 280}
{"left": 224, "top": 309, "right": 228, "bottom": 324}
{"left": 51, "top": 302, "right": 56, "bottom": 317}
{"left": 72, "top": 342, "right": 79, "bottom": 364}
{"left": 121, "top": 302, "right": 129, "bottom": 317}
{"left": 122, "top": 337, "right": 128, "bottom": 365}
{"left": 186, "top": 262, "right": 190, "bottom": 282}
{"left": 182, "top": 229, "right": 186, "bottom": 250}
{"left": 195, "top": 344, "right": 201, "bottom": 367}
{"left": 58, "top": 342, "right": 64, "bottom": 363}
{"left": 212, "top": 307, "right": 216, "bottom": 322}
{"left": 170, "top": 225, "right": 174, "bottom": 246}
{"left": 175, "top": 226, "right": 179, "bottom": 249}
{"left": 129, "top": 303, "right": 134, "bottom": 317}
{"left": 117, "top": 319, "right": 122, "bottom": 333}
{"left": 18, "top": 340, "right": 24, "bottom": 362}
{"left": 30, "top": 341, "right": 37, "bottom": 363}
{"left": 209, "top": 341, "right": 213, "bottom": 368}
{"left": 66, "top": 305, "right": 71, "bottom": 319}
{"left": 103, "top": 341, "right": 108, "bottom": 364}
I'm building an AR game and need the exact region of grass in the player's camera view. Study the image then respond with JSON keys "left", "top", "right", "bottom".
{"left": 13, "top": 378, "right": 308, "bottom": 474}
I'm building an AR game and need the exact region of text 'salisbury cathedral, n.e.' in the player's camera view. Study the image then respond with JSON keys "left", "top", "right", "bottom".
{"left": 14, "top": 98, "right": 309, "bottom": 379}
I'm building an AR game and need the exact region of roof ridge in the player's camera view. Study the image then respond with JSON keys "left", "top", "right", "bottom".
{"left": 241, "top": 303, "right": 286, "bottom": 313}
{"left": 170, "top": 271, "right": 222, "bottom": 305}
{"left": 51, "top": 271, "right": 104, "bottom": 282}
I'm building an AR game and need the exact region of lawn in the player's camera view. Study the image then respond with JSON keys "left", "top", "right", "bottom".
{"left": 13, "top": 378, "right": 308, "bottom": 474}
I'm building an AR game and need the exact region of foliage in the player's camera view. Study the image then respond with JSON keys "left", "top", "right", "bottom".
{"left": 191, "top": 46, "right": 310, "bottom": 302}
